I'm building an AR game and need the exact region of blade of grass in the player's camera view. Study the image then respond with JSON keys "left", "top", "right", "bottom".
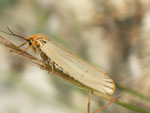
{"left": 116, "top": 83, "right": 150, "bottom": 103}
{"left": 115, "top": 101, "right": 150, "bottom": 113}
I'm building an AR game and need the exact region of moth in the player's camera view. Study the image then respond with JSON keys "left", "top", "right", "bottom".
{"left": 0, "top": 28, "right": 115, "bottom": 96}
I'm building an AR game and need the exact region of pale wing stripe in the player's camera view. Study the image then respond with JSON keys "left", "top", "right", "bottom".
{"left": 41, "top": 41, "right": 115, "bottom": 94}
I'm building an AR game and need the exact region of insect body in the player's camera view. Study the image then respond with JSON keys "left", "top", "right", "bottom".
{"left": 24, "top": 34, "right": 115, "bottom": 95}
{"left": 0, "top": 27, "right": 115, "bottom": 95}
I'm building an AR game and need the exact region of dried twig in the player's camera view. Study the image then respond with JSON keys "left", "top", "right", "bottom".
{"left": 93, "top": 93, "right": 123, "bottom": 113}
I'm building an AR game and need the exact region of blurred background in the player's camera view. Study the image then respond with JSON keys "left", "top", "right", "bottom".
{"left": 0, "top": 0, "right": 150, "bottom": 113}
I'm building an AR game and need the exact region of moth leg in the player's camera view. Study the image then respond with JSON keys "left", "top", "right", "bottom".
{"left": 17, "top": 42, "right": 27, "bottom": 48}
{"left": 34, "top": 48, "right": 39, "bottom": 54}
{"left": 10, "top": 42, "right": 27, "bottom": 52}
{"left": 14, "top": 45, "right": 32, "bottom": 54}
{"left": 87, "top": 91, "right": 91, "bottom": 113}
{"left": 50, "top": 60, "right": 55, "bottom": 73}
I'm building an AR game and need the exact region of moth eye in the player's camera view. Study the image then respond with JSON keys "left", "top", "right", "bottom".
{"left": 28, "top": 40, "right": 32, "bottom": 45}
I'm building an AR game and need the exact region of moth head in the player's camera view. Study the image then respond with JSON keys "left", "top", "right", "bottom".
{"left": 26, "top": 33, "right": 50, "bottom": 47}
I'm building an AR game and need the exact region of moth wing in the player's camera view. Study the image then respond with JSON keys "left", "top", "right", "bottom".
{"left": 41, "top": 41, "right": 115, "bottom": 95}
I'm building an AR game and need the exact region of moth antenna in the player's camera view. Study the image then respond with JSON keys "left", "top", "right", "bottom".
{"left": 0, "top": 27, "right": 26, "bottom": 40}
{"left": 7, "top": 26, "right": 26, "bottom": 40}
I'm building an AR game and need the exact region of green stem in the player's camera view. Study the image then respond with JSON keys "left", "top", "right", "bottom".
{"left": 115, "top": 101, "right": 150, "bottom": 113}
{"left": 116, "top": 84, "right": 150, "bottom": 102}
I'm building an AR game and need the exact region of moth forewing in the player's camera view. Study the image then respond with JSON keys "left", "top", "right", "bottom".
{"left": 39, "top": 39, "right": 115, "bottom": 95}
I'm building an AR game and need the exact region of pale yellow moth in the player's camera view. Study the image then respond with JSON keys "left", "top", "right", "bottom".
{"left": 25, "top": 34, "right": 115, "bottom": 95}
{"left": 0, "top": 28, "right": 115, "bottom": 95}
